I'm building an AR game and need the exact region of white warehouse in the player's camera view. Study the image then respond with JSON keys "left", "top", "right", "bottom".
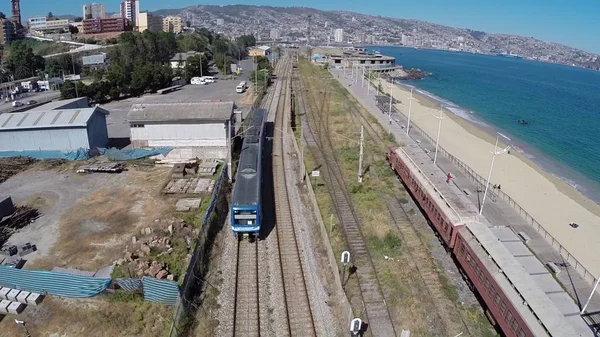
{"left": 0, "top": 107, "right": 109, "bottom": 152}
{"left": 127, "top": 101, "right": 235, "bottom": 149}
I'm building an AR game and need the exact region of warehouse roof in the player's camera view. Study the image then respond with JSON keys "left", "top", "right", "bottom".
{"left": 0, "top": 107, "right": 108, "bottom": 131}
{"left": 127, "top": 101, "right": 234, "bottom": 124}
{"left": 29, "top": 97, "right": 90, "bottom": 112}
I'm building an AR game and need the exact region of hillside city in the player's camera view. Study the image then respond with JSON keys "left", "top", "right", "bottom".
{"left": 0, "top": 2, "right": 597, "bottom": 70}
{"left": 170, "top": 5, "right": 600, "bottom": 70}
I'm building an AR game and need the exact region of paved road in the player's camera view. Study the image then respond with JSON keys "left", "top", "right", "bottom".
{"left": 331, "top": 67, "right": 600, "bottom": 334}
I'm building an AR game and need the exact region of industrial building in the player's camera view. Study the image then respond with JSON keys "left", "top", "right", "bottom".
{"left": 249, "top": 46, "right": 271, "bottom": 57}
{"left": 127, "top": 101, "right": 235, "bottom": 149}
{"left": 0, "top": 106, "right": 109, "bottom": 152}
{"left": 29, "top": 97, "right": 90, "bottom": 112}
{"left": 82, "top": 53, "right": 107, "bottom": 70}
{"left": 28, "top": 17, "right": 69, "bottom": 33}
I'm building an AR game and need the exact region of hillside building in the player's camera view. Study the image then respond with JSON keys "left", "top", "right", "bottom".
{"left": 82, "top": 17, "right": 130, "bottom": 34}
{"left": 137, "top": 12, "right": 162, "bottom": 32}
{"left": 120, "top": 0, "right": 140, "bottom": 26}
{"left": 334, "top": 28, "right": 344, "bottom": 43}
{"left": 83, "top": 3, "right": 106, "bottom": 20}
{"left": 163, "top": 16, "right": 183, "bottom": 33}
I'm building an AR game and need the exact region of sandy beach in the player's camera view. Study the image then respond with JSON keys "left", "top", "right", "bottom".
{"left": 378, "top": 78, "right": 600, "bottom": 277}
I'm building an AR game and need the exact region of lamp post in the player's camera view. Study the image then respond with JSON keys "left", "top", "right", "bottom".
{"left": 388, "top": 81, "right": 393, "bottom": 124}
{"left": 406, "top": 87, "right": 414, "bottom": 135}
{"left": 480, "top": 133, "right": 511, "bottom": 215}
{"left": 431, "top": 105, "right": 444, "bottom": 165}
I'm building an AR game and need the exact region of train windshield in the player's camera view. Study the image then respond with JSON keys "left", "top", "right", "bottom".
{"left": 234, "top": 210, "right": 257, "bottom": 225}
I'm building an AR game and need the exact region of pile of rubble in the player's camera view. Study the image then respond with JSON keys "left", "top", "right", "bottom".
{"left": 0, "top": 157, "right": 38, "bottom": 183}
{"left": 113, "top": 218, "right": 198, "bottom": 281}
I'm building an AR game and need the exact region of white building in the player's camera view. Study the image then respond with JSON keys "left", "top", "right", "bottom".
{"left": 216, "top": 18, "right": 224, "bottom": 26}
{"left": 334, "top": 28, "right": 344, "bottom": 43}
{"left": 0, "top": 105, "right": 109, "bottom": 152}
{"left": 269, "top": 28, "right": 280, "bottom": 40}
{"left": 120, "top": 0, "right": 140, "bottom": 26}
{"left": 28, "top": 17, "right": 69, "bottom": 32}
{"left": 83, "top": 3, "right": 106, "bottom": 19}
{"left": 128, "top": 101, "right": 235, "bottom": 149}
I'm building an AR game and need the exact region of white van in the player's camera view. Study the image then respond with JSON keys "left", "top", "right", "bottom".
{"left": 236, "top": 82, "right": 246, "bottom": 93}
{"left": 191, "top": 77, "right": 206, "bottom": 85}
{"left": 202, "top": 76, "right": 216, "bottom": 83}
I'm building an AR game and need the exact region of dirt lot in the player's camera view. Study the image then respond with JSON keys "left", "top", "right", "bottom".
{"left": 0, "top": 161, "right": 181, "bottom": 336}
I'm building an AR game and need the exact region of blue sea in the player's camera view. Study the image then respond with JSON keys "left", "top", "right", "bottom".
{"left": 375, "top": 46, "right": 600, "bottom": 203}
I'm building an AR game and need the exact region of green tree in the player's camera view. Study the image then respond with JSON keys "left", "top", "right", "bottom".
{"left": 74, "top": 17, "right": 83, "bottom": 22}
{"left": 84, "top": 14, "right": 92, "bottom": 20}
{"left": 47, "top": 12, "right": 54, "bottom": 19}
{"left": 5, "top": 41, "right": 45, "bottom": 80}
{"left": 236, "top": 35, "right": 256, "bottom": 48}
{"left": 0, "top": 12, "right": 6, "bottom": 20}
{"left": 60, "top": 80, "right": 86, "bottom": 99}
{"left": 176, "top": 34, "right": 208, "bottom": 53}
{"left": 184, "top": 54, "right": 208, "bottom": 82}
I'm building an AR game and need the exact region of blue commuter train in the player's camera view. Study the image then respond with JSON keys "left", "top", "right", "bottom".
{"left": 231, "top": 109, "right": 267, "bottom": 238}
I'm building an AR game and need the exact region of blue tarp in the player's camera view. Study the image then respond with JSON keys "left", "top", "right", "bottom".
{"left": 98, "top": 147, "right": 172, "bottom": 161}
{"left": 0, "top": 148, "right": 90, "bottom": 160}
{"left": 142, "top": 276, "right": 179, "bottom": 306}
{"left": 114, "top": 278, "right": 144, "bottom": 293}
{"left": 0, "top": 147, "right": 172, "bottom": 161}
{"left": 0, "top": 266, "right": 111, "bottom": 298}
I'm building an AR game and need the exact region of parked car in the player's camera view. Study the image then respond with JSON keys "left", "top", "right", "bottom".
{"left": 11, "top": 101, "right": 23, "bottom": 107}
{"left": 26, "top": 100, "right": 37, "bottom": 105}
{"left": 190, "top": 77, "right": 206, "bottom": 85}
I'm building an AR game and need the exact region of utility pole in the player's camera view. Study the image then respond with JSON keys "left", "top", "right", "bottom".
{"left": 367, "top": 71, "right": 371, "bottom": 94}
{"left": 432, "top": 105, "right": 444, "bottom": 165}
{"left": 254, "top": 56, "right": 258, "bottom": 101}
{"left": 358, "top": 126, "right": 364, "bottom": 183}
{"left": 71, "top": 52, "right": 78, "bottom": 98}
{"left": 388, "top": 81, "right": 393, "bottom": 124}
{"left": 300, "top": 125, "right": 305, "bottom": 181}
{"left": 361, "top": 65, "right": 365, "bottom": 88}
{"left": 227, "top": 119, "right": 232, "bottom": 182}
{"left": 406, "top": 87, "right": 414, "bottom": 135}
{"left": 480, "top": 134, "right": 511, "bottom": 214}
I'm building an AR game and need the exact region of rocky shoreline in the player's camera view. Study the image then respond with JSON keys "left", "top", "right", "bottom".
{"left": 392, "top": 68, "right": 430, "bottom": 80}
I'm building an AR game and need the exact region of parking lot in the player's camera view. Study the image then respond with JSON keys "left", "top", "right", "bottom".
{"left": 102, "top": 58, "right": 256, "bottom": 142}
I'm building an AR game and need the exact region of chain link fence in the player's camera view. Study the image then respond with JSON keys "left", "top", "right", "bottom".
{"left": 168, "top": 166, "right": 231, "bottom": 336}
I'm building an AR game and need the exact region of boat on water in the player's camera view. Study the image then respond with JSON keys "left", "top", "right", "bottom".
{"left": 497, "top": 52, "right": 523, "bottom": 59}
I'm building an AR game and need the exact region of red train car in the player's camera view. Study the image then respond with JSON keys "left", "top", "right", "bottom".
{"left": 387, "top": 145, "right": 588, "bottom": 337}
{"left": 387, "top": 144, "right": 478, "bottom": 248}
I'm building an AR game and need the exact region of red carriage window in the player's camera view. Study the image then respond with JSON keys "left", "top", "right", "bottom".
{"left": 495, "top": 294, "right": 501, "bottom": 306}
{"left": 512, "top": 320, "right": 518, "bottom": 332}
{"left": 506, "top": 311, "right": 513, "bottom": 323}
{"left": 518, "top": 329, "right": 526, "bottom": 337}
{"left": 500, "top": 302, "right": 506, "bottom": 314}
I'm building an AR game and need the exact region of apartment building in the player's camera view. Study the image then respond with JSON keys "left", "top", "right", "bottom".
{"left": 83, "top": 3, "right": 106, "bottom": 20}
{"left": 162, "top": 15, "right": 183, "bottom": 33}
{"left": 137, "top": 12, "right": 162, "bottom": 32}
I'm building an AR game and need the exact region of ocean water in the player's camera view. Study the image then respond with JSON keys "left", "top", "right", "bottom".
{"left": 376, "top": 46, "right": 600, "bottom": 203}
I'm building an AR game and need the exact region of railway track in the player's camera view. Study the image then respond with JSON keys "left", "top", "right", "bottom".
{"left": 296, "top": 71, "right": 397, "bottom": 337}
{"left": 232, "top": 57, "right": 287, "bottom": 337}
{"left": 341, "top": 77, "right": 475, "bottom": 336}
{"left": 272, "top": 57, "right": 317, "bottom": 336}
{"left": 233, "top": 239, "right": 260, "bottom": 337}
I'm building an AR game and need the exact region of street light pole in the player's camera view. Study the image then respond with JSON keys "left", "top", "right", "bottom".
{"left": 480, "top": 134, "right": 511, "bottom": 215}
{"left": 432, "top": 105, "right": 444, "bottom": 165}
{"left": 388, "top": 81, "right": 393, "bottom": 124}
{"left": 581, "top": 277, "right": 600, "bottom": 314}
{"left": 362, "top": 65, "right": 365, "bottom": 88}
{"left": 406, "top": 87, "right": 413, "bottom": 135}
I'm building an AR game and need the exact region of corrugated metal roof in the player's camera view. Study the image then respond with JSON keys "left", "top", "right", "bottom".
{"left": 467, "top": 223, "right": 584, "bottom": 336}
{"left": 0, "top": 107, "right": 108, "bottom": 131}
{"left": 29, "top": 97, "right": 90, "bottom": 112}
{"left": 127, "top": 101, "right": 234, "bottom": 123}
